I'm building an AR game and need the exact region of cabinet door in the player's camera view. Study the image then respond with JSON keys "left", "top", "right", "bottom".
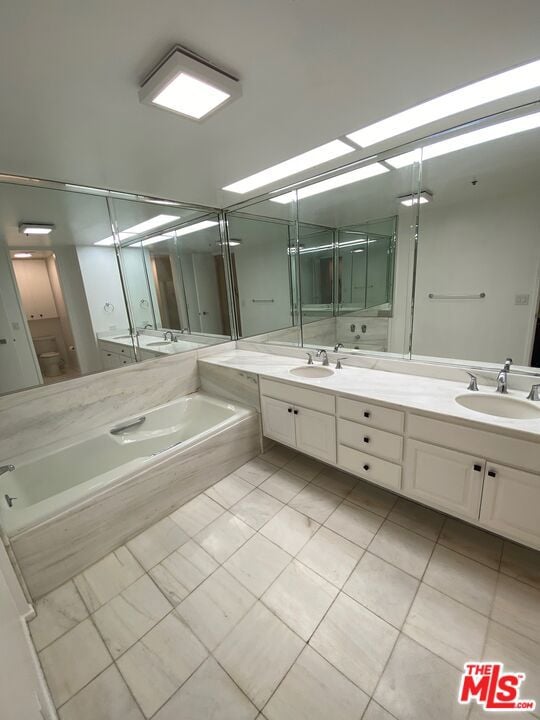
{"left": 295, "top": 407, "right": 336, "bottom": 463}
{"left": 32, "top": 260, "right": 58, "bottom": 318}
{"left": 261, "top": 396, "right": 296, "bottom": 448}
{"left": 480, "top": 464, "right": 540, "bottom": 550}
{"left": 403, "top": 440, "right": 484, "bottom": 520}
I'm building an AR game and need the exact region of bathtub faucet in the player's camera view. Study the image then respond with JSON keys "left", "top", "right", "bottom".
{"left": 0, "top": 464, "right": 15, "bottom": 476}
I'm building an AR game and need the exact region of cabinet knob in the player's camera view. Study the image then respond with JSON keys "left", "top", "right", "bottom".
{"left": 363, "top": 464, "right": 370, "bottom": 471}
{"left": 287, "top": 408, "right": 292, "bottom": 413}
{"left": 363, "top": 436, "right": 370, "bottom": 443}
{"left": 473, "top": 464, "right": 482, "bottom": 472}
{"left": 487, "top": 470, "right": 497, "bottom": 478}
{"left": 293, "top": 409, "right": 299, "bottom": 415}
{"left": 363, "top": 411, "right": 371, "bottom": 418}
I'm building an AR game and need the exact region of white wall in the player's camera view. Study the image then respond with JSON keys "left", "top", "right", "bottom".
{"left": 77, "top": 246, "right": 129, "bottom": 334}
{"left": 412, "top": 187, "right": 540, "bottom": 365}
{"left": 121, "top": 246, "right": 158, "bottom": 329}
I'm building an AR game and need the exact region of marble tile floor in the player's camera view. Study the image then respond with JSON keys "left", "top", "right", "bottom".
{"left": 29, "top": 444, "right": 540, "bottom": 720}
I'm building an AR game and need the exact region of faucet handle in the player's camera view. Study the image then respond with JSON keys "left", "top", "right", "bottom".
{"left": 466, "top": 372, "right": 479, "bottom": 391}
{"left": 527, "top": 384, "right": 540, "bottom": 401}
{"left": 306, "top": 352, "right": 314, "bottom": 365}
{"left": 335, "top": 357, "right": 346, "bottom": 370}
{"left": 504, "top": 357, "right": 513, "bottom": 370}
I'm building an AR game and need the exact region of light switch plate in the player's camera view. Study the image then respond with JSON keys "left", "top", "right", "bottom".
{"left": 515, "top": 294, "right": 530, "bottom": 306}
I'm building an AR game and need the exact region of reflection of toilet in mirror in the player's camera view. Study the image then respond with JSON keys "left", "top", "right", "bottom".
{"left": 33, "top": 335, "right": 65, "bottom": 377}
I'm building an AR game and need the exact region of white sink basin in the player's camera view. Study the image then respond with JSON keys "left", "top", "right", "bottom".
{"left": 455, "top": 393, "right": 540, "bottom": 419}
{"left": 146, "top": 341, "right": 172, "bottom": 348}
{"left": 289, "top": 365, "right": 334, "bottom": 378}
{"left": 113, "top": 335, "right": 133, "bottom": 340}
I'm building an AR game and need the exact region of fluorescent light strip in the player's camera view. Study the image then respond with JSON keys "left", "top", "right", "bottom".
{"left": 223, "top": 140, "right": 354, "bottom": 194}
{"left": 347, "top": 58, "right": 540, "bottom": 147}
{"left": 13, "top": 252, "right": 33, "bottom": 258}
{"left": 153, "top": 73, "right": 231, "bottom": 119}
{"left": 387, "top": 111, "right": 540, "bottom": 168}
{"left": 399, "top": 191, "right": 433, "bottom": 206}
{"left": 95, "top": 214, "right": 178, "bottom": 246}
{"left": 271, "top": 163, "right": 389, "bottom": 204}
{"left": 141, "top": 220, "right": 218, "bottom": 246}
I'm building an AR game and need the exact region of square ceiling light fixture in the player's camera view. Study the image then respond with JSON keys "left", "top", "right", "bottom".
{"left": 139, "top": 46, "right": 241, "bottom": 121}
{"left": 398, "top": 190, "right": 433, "bottom": 206}
{"left": 19, "top": 223, "right": 54, "bottom": 235}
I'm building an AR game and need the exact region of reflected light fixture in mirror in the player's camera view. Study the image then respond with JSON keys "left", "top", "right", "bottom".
{"left": 18, "top": 223, "right": 54, "bottom": 235}
{"left": 271, "top": 162, "right": 388, "bottom": 203}
{"left": 387, "top": 110, "right": 540, "bottom": 168}
{"left": 223, "top": 140, "right": 355, "bottom": 194}
{"left": 139, "top": 46, "right": 241, "bottom": 121}
{"left": 141, "top": 219, "right": 218, "bottom": 246}
{"left": 399, "top": 190, "right": 433, "bottom": 206}
{"left": 95, "top": 214, "right": 179, "bottom": 246}
{"left": 13, "top": 252, "right": 33, "bottom": 258}
{"left": 347, "top": 58, "right": 540, "bottom": 147}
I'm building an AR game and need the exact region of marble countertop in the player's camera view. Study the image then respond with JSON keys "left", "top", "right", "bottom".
{"left": 98, "top": 333, "right": 203, "bottom": 356}
{"left": 201, "top": 349, "right": 540, "bottom": 440}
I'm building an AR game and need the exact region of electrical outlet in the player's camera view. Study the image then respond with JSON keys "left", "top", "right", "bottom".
{"left": 515, "top": 294, "right": 530, "bottom": 306}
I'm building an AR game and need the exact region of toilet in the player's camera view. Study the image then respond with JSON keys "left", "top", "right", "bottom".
{"left": 33, "top": 336, "right": 64, "bottom": 377}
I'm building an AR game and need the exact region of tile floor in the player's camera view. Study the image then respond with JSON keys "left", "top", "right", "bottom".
{"left": 29, "top": 444, "right": 540, "bottom": 720}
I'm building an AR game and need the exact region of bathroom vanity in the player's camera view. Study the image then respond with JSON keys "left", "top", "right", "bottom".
{"left": 202, "top": 349, "right": 540, "bottom": 551}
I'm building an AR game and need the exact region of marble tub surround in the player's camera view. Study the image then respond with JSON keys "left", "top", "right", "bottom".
{"left": 11, "top": 411, "right": 260, "bottom": 599}
{"left": 199, "top": 361, "right": 260, "bottom": 410}
{"left": 202, "top": 349, "right": 540, "bottom": 438}
{"left": 31, "top": 446, "right": 540, "bottom": 720}
{"left": 0, "top": 341, "right": 235, "bottom": 462}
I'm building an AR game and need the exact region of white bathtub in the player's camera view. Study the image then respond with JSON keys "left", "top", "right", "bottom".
{"left": 0, "top": 392, "right": 252, "bottom": 537}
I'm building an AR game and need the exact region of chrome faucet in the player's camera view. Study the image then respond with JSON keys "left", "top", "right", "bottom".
{"left": 0, "top": 464, "right": 15, "bottom": 476}
{"left": 143, "top": 323, "right": 153, "bottom": 329}
{"left": 496, "top": 358, "right": 512, "bottom": 394}
{"left": 163, "top": 330, "right": 175, "bottom": 342}
{"left": 466, "top": 372, "right": 479, "bottom": 391}
{"left": 334, "top": 342, "right": 344, "bottom": 353}
{"left": 527, "top": 384, "right": 540, "bottom": 401}
{"left": 306, "top": 352, "right": 314, "bottom": 365}
{"left": 315, "top": 349, "right": 329, "bottom": 366}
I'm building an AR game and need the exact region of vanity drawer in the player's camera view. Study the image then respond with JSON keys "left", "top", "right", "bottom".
{"left": 99, "top": 340, "right": 135, "bottom": 359}
{"left": 260, "top": 378, "right": 335, "bottom": 414}
{"left": 338, "top": 418, "right": 403, "bottom": 463}
{"left": 338, "top": 444, "right": 402, "bottom": 491}
{"left": 337, "top": 396, "right": 404, "bottom": 434}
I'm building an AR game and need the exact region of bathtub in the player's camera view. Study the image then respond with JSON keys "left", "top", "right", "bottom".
{"left": 2, "top": 392, "right": 260, "bottom": 598}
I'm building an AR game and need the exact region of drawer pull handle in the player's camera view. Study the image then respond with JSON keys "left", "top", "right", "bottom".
{"left": 473, "top": 464, "right": 482, "bottom": 472}
{"left": 293, "top": 409, "right": 299, "bottom": 415}
{"left": 363, "top": 463, "right": 370, "bottom": 471}
{"left": 363, "top": 436, "right": 370, "bottom": 443}
{"left": 487, "top": 470, "right": 497, "bottom": 478}
{"left": 363, "top": 411, "right": 371, "bottom": 418}
{"left": 287, "top": 408, "right": 292, "bottom": 413}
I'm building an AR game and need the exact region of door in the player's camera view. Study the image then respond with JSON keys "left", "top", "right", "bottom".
{"left": 261, "top": 396, "right": 296, "bottom": 447}
{"left": 480, "top": 463, "right": 540, "bottom": 550}
{"left": 192, "top": 253, "right": 223, "bottom": 334}
{"left": 295, "top": 407, "right": 336, "bottom": 463}
{"left": 404, "top": 440, "right": 484, "bottom": 520}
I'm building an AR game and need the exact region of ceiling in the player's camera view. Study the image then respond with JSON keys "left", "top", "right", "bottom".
{"left": 1, "top": 0, "right": 540, "bottom": 208}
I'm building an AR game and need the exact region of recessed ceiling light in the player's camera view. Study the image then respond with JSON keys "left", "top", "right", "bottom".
{"left": 399, "top": 190, "right": 433, "bottom": 206}
{"left": 223, "top": 140, "right": 355, "bottom": 194}
{"left": 141, "top": 220, "right": 218, "bottom": 246}
{"left": 228, "top": 238, "right": 242, "bottom": 246}
{"left": 13, "top": 252, "right": 33, "bottom": 258}
{"left": 95, "top": 214, "right": 178, "bottom": 246}
{"left": 19, "top": 223, "right": 54, "bottom": 235}
{"left": 271, "top": 163, "right": 389, "bottom": 204}
{"left": 347, "top": 58, "right": 540, "bottom": 147}
{"left": 387, "top": 111, "right": 540, "bottom": 168}
{"left": 139, "top": 46, "right": 241, "bottom": 121}
{"left": 351, "top": 248, "right": 365, "bottom": 253}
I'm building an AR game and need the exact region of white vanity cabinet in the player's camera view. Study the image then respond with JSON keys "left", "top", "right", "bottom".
{"left": 260, "top": 379, "right": 336, "bottom": 463}
{"left": 403, "top": 440, "right": 485, "bottom": 520}
{"left": 480, "top": 464, "right": 540, "bottom": 549}
{"left": 98, "top": 340, "right": 136, "bottom": 370}
{"left": 14, "top": 259, "right": 58, "bottom": 320}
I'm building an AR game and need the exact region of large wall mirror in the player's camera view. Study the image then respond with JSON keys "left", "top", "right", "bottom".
{"left": 411, "top": 104, "right": 540, "bottom": 373}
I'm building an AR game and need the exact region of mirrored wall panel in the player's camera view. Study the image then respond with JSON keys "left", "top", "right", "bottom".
{"left": 411, "top": 104, "right": 540, "bottom": 372}
{"left": 0, "top": 182, "right": 134, "bottom": 395}
{"left": 112, "top": 197, "right": 232, "bottom": 360}
{"left": 226, "top": 195, "right": 300, "bottom": 346}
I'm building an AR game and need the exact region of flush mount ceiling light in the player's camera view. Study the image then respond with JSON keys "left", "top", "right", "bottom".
{"left": 19, "top": 223, "right": 54, "bottom": 235}
{"left": 399, "top": 190, "right": 433, "bottom": 206}
{"left": 95, "top": 214, "right": 178, "bottom": 246}
{"left": 141, "top": 219, "right": 218, "bottom": 246}
{"left": 139, "top": 46, "right": 241, "bottom": 121}
{"left": 223, "top": 140, "right": 355, "bottom": 194}
{"left": 347, "top": 58, "right": 540, "bottom": 147}
{"left": 386, "top": 110, "right": 540, "bottom": 168}
{"left": 13, "top": 252, "right": 33, "bottom": 258}
{"left": 271, "top": 162, "right": 389, "bottom": 204}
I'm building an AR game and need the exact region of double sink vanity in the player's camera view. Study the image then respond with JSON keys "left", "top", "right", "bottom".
{"left": 203, "top": 349, "right": 540, "bottom": 552}
{"left": 97, "top": 332, "right": 204, "bottom": 369}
